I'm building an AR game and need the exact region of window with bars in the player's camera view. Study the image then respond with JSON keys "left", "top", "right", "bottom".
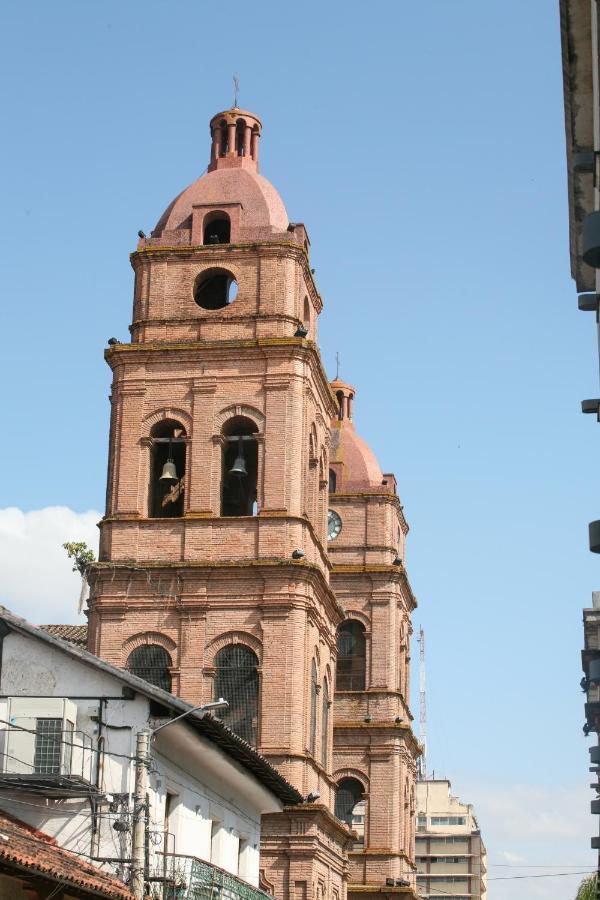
{"left": 127, "top": 645, "right": 173, "bottom": 692}
{"left": 321, "top": 678, "right": 329, "bottom": 765}
{"left": 336, "top": 620, "right": 366, "bottom": 691}
{"left": 214, "top": 645, "right": 259, "bottom": 746}
{"left": 33, "top": 719, "right": 64, "bottom": 775}
{"left": 309, "top": 659, "right": 318, "bottom": 756}
{"left": 335, "top": 778, "right": 365, "bottom": 844}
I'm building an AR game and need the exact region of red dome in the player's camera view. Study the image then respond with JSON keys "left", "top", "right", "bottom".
{"left": 154, "top": 166, "right": 289, "bottom": 237}
{"left": 330, "top": 418, "right": 384, "bottom": 491}
{"left": 329, "top": 379, "right": 386, "bottom": 492}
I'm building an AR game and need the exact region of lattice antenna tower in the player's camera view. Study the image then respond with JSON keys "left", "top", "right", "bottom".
{"left": 417, "top": 627, "right": 427, "bottom": 780}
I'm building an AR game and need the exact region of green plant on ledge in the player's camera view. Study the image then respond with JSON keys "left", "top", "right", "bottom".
{"left": 63, "top": 541, "right": 96, "bottom": 576}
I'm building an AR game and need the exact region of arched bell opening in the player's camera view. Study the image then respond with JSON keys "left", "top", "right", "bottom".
{"left": 148, "top": 420, "right": 186, "bottom": 518}
{"left": 336, "top": 390, "right": 344, "bottom": 421}
{"left": 335, "top": 777, "right": 366, "bottom": 846}
{"left": 221, "top": 416, "right": 259, "bottom": 517}
{"left": 236, "top": 119, "right": 246, "bottom": 156}
{"left": 203, "top": 212, "right": 231, "bottom": 245}
{"left": 336, "top": 620, "right": 366, "bottom": 691}
{"left": 194, "top": 268, "right": 238, "bottom": 310}
{"left": 219, "top": 120, "right": 228, "bottom": 156}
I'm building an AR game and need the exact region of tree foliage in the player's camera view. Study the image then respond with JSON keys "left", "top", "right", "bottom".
{"left": 63, "top": 541, "right": 96, "bottom": 577}
{"left": 576, "top": 874, "right": 597, "bottom": 900}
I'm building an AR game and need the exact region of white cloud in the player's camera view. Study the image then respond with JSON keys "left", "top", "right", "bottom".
{"left": 0, "top": 506, "right": 101, "bottom": 625}
{"left": 456, "top": 780, "right": 595, "bottom": 900}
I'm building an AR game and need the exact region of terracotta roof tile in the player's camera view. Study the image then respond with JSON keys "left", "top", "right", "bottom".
{"left": 0, "top": 810, "right": 133, "bottom": 898}
{"left": 41, "top": 624, "right": 88, "bottom": 647}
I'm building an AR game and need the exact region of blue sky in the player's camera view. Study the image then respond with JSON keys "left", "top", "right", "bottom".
{"left": 0, "top": 1, "right": 597, "bottom": 896}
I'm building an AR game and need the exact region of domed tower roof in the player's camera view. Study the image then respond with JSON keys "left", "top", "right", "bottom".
{"left": 151, "top": 107, "right": 295, "bottom": 245}
{"left": 330, "top": 380, "right": 396, "bottom": 494}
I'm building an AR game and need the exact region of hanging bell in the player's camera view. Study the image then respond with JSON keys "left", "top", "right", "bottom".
{"left": 229, "top": 437, "right": 247, "bottom": 477}
{"left": 159, "top": 459, "right": 178, "bottom": 483}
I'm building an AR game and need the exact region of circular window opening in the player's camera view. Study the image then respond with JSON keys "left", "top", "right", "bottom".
{"left": 194, "top": 269, "right": 238, "bottom": 310}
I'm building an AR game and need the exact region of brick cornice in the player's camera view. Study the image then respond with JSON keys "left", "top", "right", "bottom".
{"left": 106, "top": 338, "right": 338, "bottom": 418}
{"left": 331, "top": 565, "right": 417, "bottom": 610}
{"left": 329, "top": 492, "right": 409, "bottom": 533}
{"left": 89, "top": 557, "right": 344, "bottom": 621}
{"left": 334, "top": 721, "right": 421, "bottom": 755}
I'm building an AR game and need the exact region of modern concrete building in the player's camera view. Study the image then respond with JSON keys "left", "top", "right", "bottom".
{"left": 0, "top": 605, "right": 301, "bottom": 898}
{"left": 54, "top": 102, "right": 423, "bottom": 899}
{"left": 560, "top": 0, "right": 600, "bottom": 858}
{"left": 415, "top": 780, "right": 486, "bottom": 900}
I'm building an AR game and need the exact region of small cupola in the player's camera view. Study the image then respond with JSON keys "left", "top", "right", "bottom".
{"left": 331, "top": 379, "right": 356, "bottom": 422}
{"left": 208, "top": 108, "right": 262, "bottom": 173}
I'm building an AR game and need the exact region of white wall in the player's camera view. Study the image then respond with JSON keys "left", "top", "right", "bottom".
{"left": 0, "top": 630, "right": 279, "bottom": 889}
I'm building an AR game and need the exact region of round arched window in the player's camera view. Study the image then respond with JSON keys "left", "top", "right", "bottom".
{"left": 127, "top": 645, "right": 172, "bottom": 692}
{"left": 194, "top": 269, "right": 238, "bottom": 310}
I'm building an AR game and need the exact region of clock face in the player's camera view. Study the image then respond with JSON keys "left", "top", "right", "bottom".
{"left": 328, "top": 509, "right": 342, "bottom": 541}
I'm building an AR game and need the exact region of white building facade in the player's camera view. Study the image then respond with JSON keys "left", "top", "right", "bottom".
{"left": 415, "top": 780, "right": 486, "bottom": 900}
{"left": 0, "top": 607, "right": 302, "bottom": 898}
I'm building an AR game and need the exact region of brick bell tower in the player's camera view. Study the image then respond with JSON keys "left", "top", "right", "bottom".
{"left": 87, "top": 106, "right": 352, "bottom": 898}
{"left": 87, "top": 105, "right": 421, "bottom": 900}
{"left": 328, "top": 380, "right": 420, "bottom": 896}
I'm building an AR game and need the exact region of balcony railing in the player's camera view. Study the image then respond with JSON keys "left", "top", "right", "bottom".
{"left": 150, "top": 853, "right": 274, "bottom": 900}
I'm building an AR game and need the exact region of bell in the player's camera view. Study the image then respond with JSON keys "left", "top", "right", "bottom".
{"left": 159, "top": 459, "right": 178, "bottom": 483}
{"left": 229, "top": 437, "right": 247, "bottom": 477}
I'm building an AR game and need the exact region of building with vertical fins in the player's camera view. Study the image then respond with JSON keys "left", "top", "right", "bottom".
{"left": 86, "top": 105, "right": 420, "bottom": 899}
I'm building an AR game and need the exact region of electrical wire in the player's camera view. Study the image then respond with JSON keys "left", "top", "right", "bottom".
{"left": 0, "top": 721, "right": 138, "bottom": 762}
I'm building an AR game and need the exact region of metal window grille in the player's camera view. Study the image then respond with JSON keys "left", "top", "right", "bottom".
{"left": 321, "top": 679, "right": 329, "bottom": 764}
{"left": 33, "top": 719, "right": 63, "bottom": 775}
{"left": 336, "top": 620, "right": 366, "bottom": 691}
{"left": 215, "top": 645, "right": 258, "bottom": 746}
{"left": 334, "top": 777, "right": 364, "bottom": 827}
{"left": 309, "top": 659, "right": 318, "bottom": 756}
{"left": 127, "top": 645, "right": 172, "bottom": 692}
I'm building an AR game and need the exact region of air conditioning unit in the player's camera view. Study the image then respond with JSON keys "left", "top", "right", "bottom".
{"left": 5, "top": 698, "right": 78, "bottom": 777}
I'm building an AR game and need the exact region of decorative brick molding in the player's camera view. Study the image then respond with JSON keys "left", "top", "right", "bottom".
{"left": 205, "top": 629, "right": 263, "bottom": 663}
{"left": 332, "top": 767, "right": 369, "bottom": 790}
{"left": 122, "top": 630, "right": 177, "bottom": 656}
{"left": 142, "top": 406, "right": 193, "bottom": 435}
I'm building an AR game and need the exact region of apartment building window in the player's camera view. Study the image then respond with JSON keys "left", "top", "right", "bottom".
{"left": 430, "top": 816, "right": 466, "bottom": 825}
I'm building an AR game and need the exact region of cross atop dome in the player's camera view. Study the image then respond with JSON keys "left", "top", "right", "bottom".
{"left": 208, "top": 108, "right": 262, "bottom": 173}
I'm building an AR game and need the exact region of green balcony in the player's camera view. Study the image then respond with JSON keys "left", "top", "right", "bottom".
{"left": 157, "top": 854, "right": 273, "bottom": 900}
